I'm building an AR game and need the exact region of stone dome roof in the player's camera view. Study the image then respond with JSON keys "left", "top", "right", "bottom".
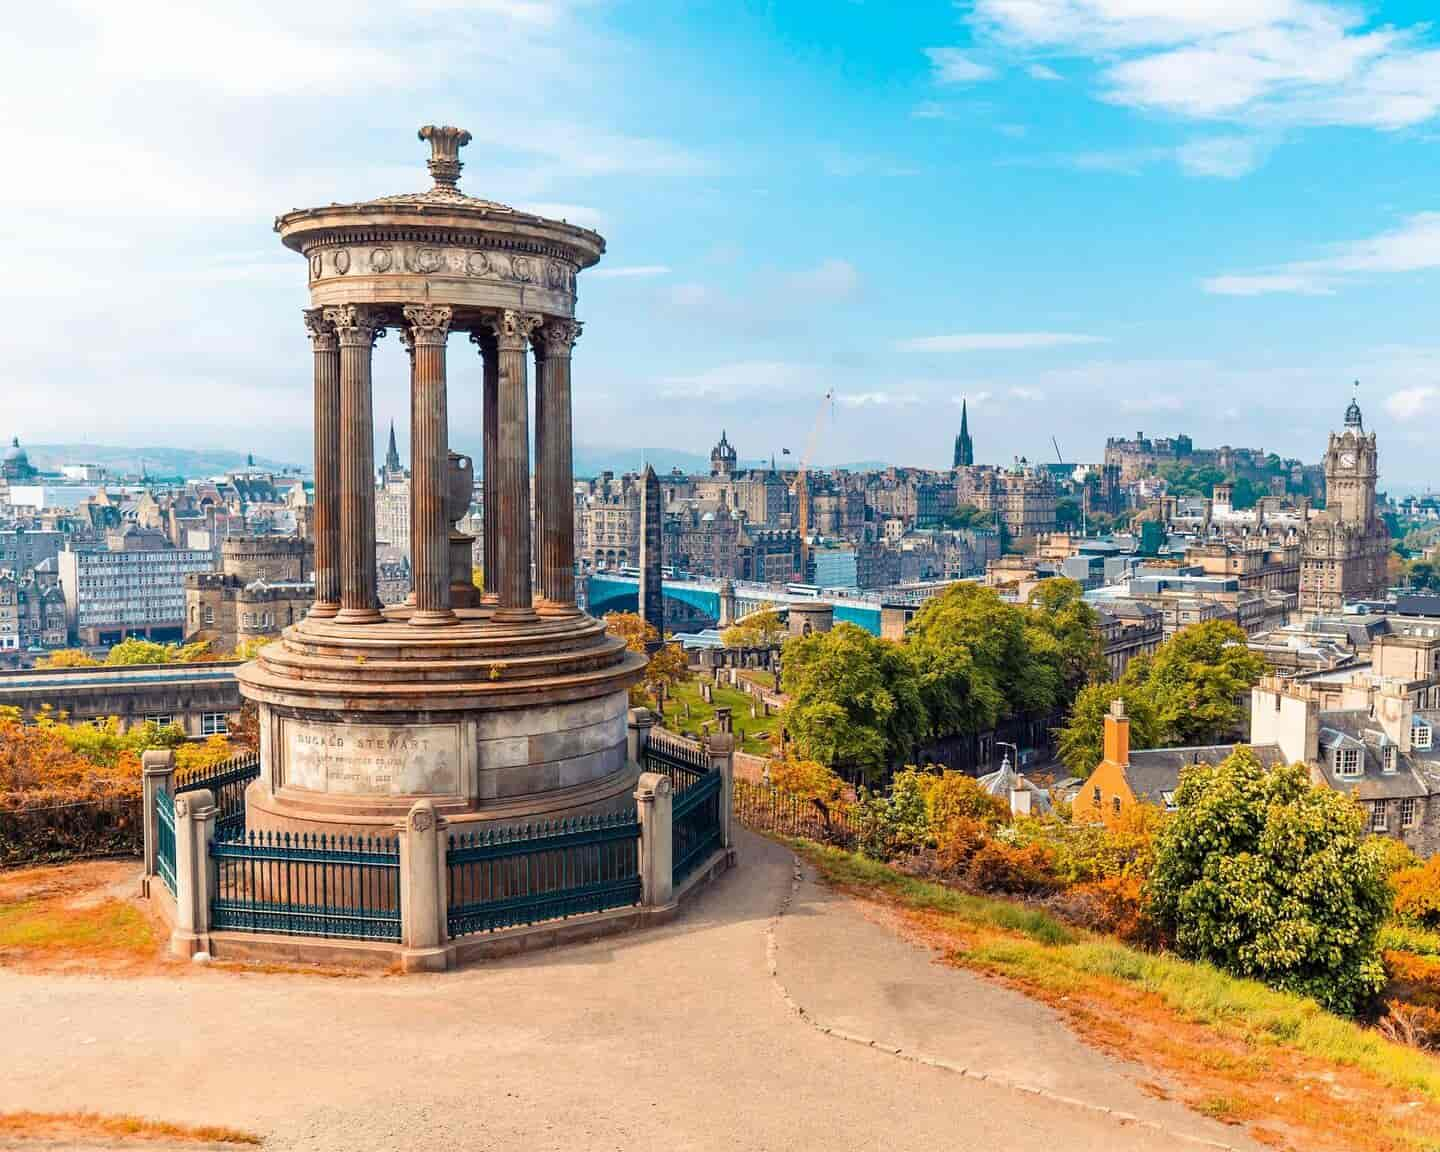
{"left": 3, "top": 437, "right": 27, "bottom": 464}
{"left": 1345, "top": 391, "right": 1364, "bottom": 429}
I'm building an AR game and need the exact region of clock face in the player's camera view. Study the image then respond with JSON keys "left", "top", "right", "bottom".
{"left": 1339, "top": 451, "right": 1356, "bottom": 468}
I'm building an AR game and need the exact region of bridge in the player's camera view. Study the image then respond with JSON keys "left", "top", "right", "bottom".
{"left": 581, "top": 570, "right": 906, "bottom": 636}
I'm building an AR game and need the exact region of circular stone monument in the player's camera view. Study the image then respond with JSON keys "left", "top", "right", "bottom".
{"left": 237, "top": 126, "right": 645, "bottom": 838}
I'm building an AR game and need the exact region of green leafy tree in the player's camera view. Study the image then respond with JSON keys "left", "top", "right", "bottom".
{"left": 721, "top": 608, "right": 786, "bottom": 649}
{"left": 1150, "top": 753, "right": 1390, "bottom": 1016}
{"left": 1025, "top": 578, "right": 1106, "bottom": 700}
{"left": 1055, "top": 498, "right": 1082, "bottom": 531}
{"left": 1406, "top": 558, "right": 1440, "bottom": 592}
{"left": 104, "top": 638, "right": 174, "bottom": 666}
{"left": 904, "top": 583, "right": 1049, "bottom": 738}
{"left": 855, "top": 767, "right": 931, "bottom": 859}
{"left": 781, "top": 623, "right": 926, "bottom": 779}
{"left": 1144, "top": 620, "right": 1265, "bottom": 746}
{"left": 1056, "top": 681, "right": 1161, "bottom": 777}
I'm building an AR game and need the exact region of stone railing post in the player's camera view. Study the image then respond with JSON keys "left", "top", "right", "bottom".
{"left": 398, "top": 799, "right": 448, "bottom": 972}
{"left": 634, "top": 772, "right": 673, "bottom": 907}
{"left": 170, "top": 787, "right": 216, "bottom": 958}
{"left": 627, "top": 706, "right": 655, "bottom": 767}
{"left": 141, "top": 748, "right": 175, "bottom": 881}
{"left": 706, "top": 731, "right": 736, "bottom": 850}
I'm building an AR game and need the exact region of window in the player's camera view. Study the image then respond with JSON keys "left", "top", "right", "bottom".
{"left": 1415, "top": 721, "right": 1433, "bottom": 750}
{"left": 144, "top": 713, "right": 174, "bottom": 728}
{"left": 1370, "top": 803, "right": 1389, "bottom": 833}
{"left": 203, "top": 606, "right": 214, "bottom": 625}
{"left": 201, "top": 712, "right": 228, "bottom": 736}
{"left": 1092, "top": 786, "right": 1101, "bottom": 806}
{"left": 1384, "top": 746, "right": 1398, "bottom": 774}
{"left": 1112, "top": 796, "right": 1121, "bottom": 816}
{"left": 1402, "top": 797, "right": 1418, "bottom": 829}
{"left": 1335, "top": 747, "right": 1362, "bottom": 777}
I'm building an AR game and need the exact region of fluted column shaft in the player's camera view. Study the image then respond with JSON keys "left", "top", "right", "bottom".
{"left": 535, "top": 320, "right": 581, "bottom": 615}
{"left": 303, "top": 309, "right": 340, "bottom": 618}
{"left": 404, "top": 305, "right": 455, "bottom": 625}
{"left": 486, "top": 310, "right": 542, "bottom": 622}
{"left": 470, "top": 330, "right": 499, "bottom": 607}
{"left": 325, "top": 305, "right": 385, "bottom": 624}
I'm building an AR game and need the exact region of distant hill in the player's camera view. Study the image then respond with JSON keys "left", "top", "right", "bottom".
{"left": 23, "top": 444, "right": 302, "bottom": 479}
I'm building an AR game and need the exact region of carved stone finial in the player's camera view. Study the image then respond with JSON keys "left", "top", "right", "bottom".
{"left": 418, "top": 125, "right": 472, "bottom": 190}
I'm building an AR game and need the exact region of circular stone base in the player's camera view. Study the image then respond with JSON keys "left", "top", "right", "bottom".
{"left": 235, "top": 609, "right": 647, "bottom": 838}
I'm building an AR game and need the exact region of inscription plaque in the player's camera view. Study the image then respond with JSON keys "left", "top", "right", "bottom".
{"left": 281, "top": 718, "right": 462, "bottom": 797}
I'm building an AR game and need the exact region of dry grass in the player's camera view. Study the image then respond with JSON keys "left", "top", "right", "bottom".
{"left": 0, "top": 1111, "right": 259, "bottom": 1145}
{"left": 0, "top": 862, "right": 162, "bottom": 974}
{"left": 801, "top": 842, "right": 1440, "bottom": 1152}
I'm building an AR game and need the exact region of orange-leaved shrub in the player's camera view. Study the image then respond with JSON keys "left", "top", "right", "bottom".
{"left": 965, "top": 840, "right": 1057, "bottom": 895}
{"left": 1392, "top": 857, "right": 1440, "bottom": 930}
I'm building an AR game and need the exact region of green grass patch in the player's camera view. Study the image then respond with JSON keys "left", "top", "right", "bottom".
{"left": 0, "top": 897, "right": 155, "bottom": 954}
{"left": 666, "top": 679, "right": 779, "bottom": 755}
{"left": 1383, "top": 923, "right": 1440, "bottom": 958}
{"left": 799, "top": 842, "right": 1440, "bottom": 1103}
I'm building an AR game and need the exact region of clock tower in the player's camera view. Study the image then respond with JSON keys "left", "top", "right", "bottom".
{"left": 1300, "top": 387, "right": 1390, "bottom": 613}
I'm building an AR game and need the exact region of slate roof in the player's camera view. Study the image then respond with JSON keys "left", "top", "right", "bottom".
{"left": 1313, "top": 709, "right": 1435, "bottom": 800}
{"left": 1124, "top": 743, "right": 1285, "bottom": 806}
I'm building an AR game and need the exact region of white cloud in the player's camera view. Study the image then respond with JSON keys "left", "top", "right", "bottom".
{"left": 838, "top": 391, "right": 921, "bottom": 408}
{"left": 657, "top": 361, "right": 820, "bottom": 399}
{"left": 972, "top": 0, "right": 1440, "bottom": 131}
{"left": 1028, "top": 63, "right": 1063, "bottom": 81}
{"left": 926, "top": 47, "right": 997, "bottom": 84}
{"left": 1175, "top": 136, "right": 1266, "bottom": 178}
{"left": 912, "top": 101, "right": 952, "bottom": 120}
{"left": 952, "top": 391, "right": 994, "bottom": 405}
{"left": 900, "top": 331, "right": 1107, "bottom": 351}
{"left": 1203, "top": 211, "right": 1440, "bottom": 296}
{"left": 1120, "top": 392, "right": 1185, "bottom": 413}
{"left": 1009, "top": 386, "right": 1045, "bottom": 400}
{"left": 1387, "top": 387, "right": 1440, "bottom": 420}
{"left": 588, "top": 265, "right": 671, "bottom": 279}
{"left": 788, "top": 259, "right": 860, "bottom": 300}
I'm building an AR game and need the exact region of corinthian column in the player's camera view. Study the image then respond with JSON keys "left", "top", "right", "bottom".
{"left": 535, "top": 319, "right": 582, "bottom": 615}
{"left": 469, "top": 329, "right": 499, "bottom": 607}
{"left": 323, "top": 304, "right": 385, "bottom": 624}
{"left": 403, "top": 304, "right": 455, "bottom": 626}
{"left": 482, "top": 309, "right": 543, "bottom": 623}
{"left": 303, "top": 308, "right": 340, "bottom": 619}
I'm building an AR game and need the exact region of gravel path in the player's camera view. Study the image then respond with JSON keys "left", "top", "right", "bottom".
{"left": 0, "top": 831, "right": 1259, "bottom": 1151}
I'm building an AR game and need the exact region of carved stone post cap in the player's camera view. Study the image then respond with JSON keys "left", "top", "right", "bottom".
{"left": 634, "top": 771, "right": 672, "bottom": 801}
{"left": 418, "top": 125, "right": 472, "bottom": 190}
{"left": 141, "top": 749, "right": 176, "bottom": 773}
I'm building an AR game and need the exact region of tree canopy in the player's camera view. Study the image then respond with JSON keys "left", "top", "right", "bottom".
{"left": 1149, "top": 752, "right": 1390, "bottom": 1016}
{"left": 721, "top": 608, "right": 787, "bottom": 649}
{"left": 1056, "top": 619, "right": 1265, "bottom": 774}
{"left": 781, "top": 623, "right": 925, "bottom": 779}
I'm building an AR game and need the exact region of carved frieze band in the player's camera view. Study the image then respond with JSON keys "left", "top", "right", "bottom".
{"left": 309, "top": 245, "right": 576, "bottom": 295}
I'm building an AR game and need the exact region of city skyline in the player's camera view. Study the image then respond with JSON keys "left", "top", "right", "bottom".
{"left": 4, "top": 2, "right": 1440, "bottom": 483}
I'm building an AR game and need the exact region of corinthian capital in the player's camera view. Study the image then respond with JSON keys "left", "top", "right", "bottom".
{"left": 302, "top": 308, "right": 337, "bottom": 352}
{"left": 323, "top": 304, "right": 386, "bottom": 348}
{"left": 538, "top": 319, "right": 582, "bottom": 359}
{"left": 482, "top": 309, "right": 544, "bottom": 352}
{"left": 402, "top": 303, "right": 454, "bottom": 346}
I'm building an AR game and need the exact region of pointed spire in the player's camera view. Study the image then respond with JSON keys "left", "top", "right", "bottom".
{"left": 385, "top": 421, "right": 401, "bottom": 471}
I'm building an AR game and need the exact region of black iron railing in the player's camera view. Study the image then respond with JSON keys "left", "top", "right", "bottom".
{"left": 446, "top": 812, "right": 642, "bottom": 937}
{"left": 210, "top": 831, "right": 401, "bottom": 941}
{"left": 672, "top": 768, "right": 722, "bottom": 886}
{"left": 176, "top": 753, "right": 259, "bottom": 841}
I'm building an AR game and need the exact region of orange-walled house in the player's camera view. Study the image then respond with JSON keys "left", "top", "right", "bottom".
{"left": 1072, "top": 699, "right": 1284, "bottom": 826}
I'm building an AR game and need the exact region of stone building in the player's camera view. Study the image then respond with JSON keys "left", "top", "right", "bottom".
{"left": 1095, "top": 599, "right": 1164, "bottom": 680}
{"left": 185, "top": 536, "right": 313, "bottom": 653}
{"left": 1253, "top": 676, "right": 1440, "bottom": 857}
{"left": 19, "top": 574, "right": 66, "bottom": 651}
{"left": 1, "top": 438, "right": 39, "bottom": 483}
{"left": 59, "top": 533, "right": 216, "bottom": 646}
{"left": 578, "top": 471, "right": 641, "bottom": 571}
{"left": 375, "top": 423, "right": 413, "bottom": 558}
{"left": 1299, "top": 395, "right": 1390, "bottom": 613}
{"left": 967, "top": 461, "right": 1058, "bottom": 548}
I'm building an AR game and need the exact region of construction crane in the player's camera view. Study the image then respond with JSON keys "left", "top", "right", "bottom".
{"left": 793, "top": 389, "right": 835, "bottom": 582}
{"left": 1052, "top": 436, "right": 1064, "bottom": 464}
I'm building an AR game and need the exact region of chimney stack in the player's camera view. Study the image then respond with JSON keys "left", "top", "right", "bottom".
{"left": 1103, "top": 698, "right": 1130, "bottom": 767}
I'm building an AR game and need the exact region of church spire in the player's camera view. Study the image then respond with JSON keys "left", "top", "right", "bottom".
{"left": 385, "top": 421, "right": 401, "bottom": 472}
{"left": 953, "top": 398, "right": 974, "bottom": 468}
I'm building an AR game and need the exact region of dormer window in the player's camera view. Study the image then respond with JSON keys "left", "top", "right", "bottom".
{"left": 1335, "top": 747, "right": 1362, "bottom": 777}
{"left": 1415, "top": 720, "right": 1433, "bottom": 750}
{"left": 1384, "top": 746, "right": 1398, "bottom": 774}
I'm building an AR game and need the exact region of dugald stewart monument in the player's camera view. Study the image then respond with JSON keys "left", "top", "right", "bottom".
{"left": 238, "top": 126, "right": 647, "bottom": 839}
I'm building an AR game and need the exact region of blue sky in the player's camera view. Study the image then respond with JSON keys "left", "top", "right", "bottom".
{"left": 3, "top": 1, "right": 1439, "bottom": 486}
